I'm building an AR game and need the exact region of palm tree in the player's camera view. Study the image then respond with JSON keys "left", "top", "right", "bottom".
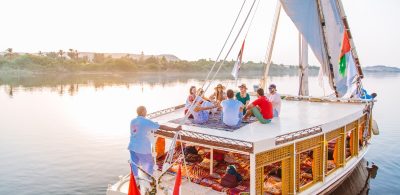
{"left": 75, "top": 49, "right": 79, "bottom": 59}
{"left": 58, "top": 49, "right": 65, "bottom": 59}
{"left": 5, "top": 48, "right": 13, "bottom": 59}
{"left": 68, "top": 49, "right": 74, "bottom": 59}
{"left": 67, "top": 49, "right": 79, "bottom": 60}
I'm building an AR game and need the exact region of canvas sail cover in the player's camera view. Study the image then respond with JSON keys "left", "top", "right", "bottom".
{"left": 320, "top": 0, "right": 347, "bottom": 96}
{"left": 280, "top": 0, "right": 350, "bottom": 97}
{"left": 279, "top": 0, "right": 328, "bottom": 71}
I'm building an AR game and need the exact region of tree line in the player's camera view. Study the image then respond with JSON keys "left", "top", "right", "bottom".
{"left": 0, "top": 48, "right": 318, "bottom": 75}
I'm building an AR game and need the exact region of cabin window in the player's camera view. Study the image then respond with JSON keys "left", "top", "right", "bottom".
{"left": 345, "top": 131, "right": 352, "bottom": 159}
{"left": 326, "top": 138, "right": 339, "bottom": 174}
{"left": 256, "top": 145, "right": 294, "bottom": 195}
{"left": 345, "top": 120, "right": 359, "bottom": 161}
{"left": 263, "top": 161, "right": 283, "bottom": 195}
{"left": 358, "top": 115, "right": 369, "bottom": 150}
{"left": 298, "top": 150, "right": 314, "bottom": 188}
{"left": 358, "top": 119, "right": 365, "bottom": 150}
{"left": 295, "top": 135, "right": 323, "bottom": 192}
{"left": 325, "top": 127, "right": 345, "bottom": 175}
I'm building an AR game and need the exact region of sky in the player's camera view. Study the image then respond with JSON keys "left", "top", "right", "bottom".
{"left": 0, "top": 0, "right": 399, "bottom": 67}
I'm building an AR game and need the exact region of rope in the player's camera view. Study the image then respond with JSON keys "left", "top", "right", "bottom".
{"left": 205, "top": 0, "right": 257, "bottom": 91}
{"left": 162, "top": 0, "right": 252, "bottom": 167}
{"left": 160, "top": 0, "right": 258, "bottom": 183}
{"left": 235, "top": 0, "right": 261, "bottom": 83}
{"left": 203, "top": 0, "right": 248, "bottom": 85}
{"left": 180, "top": 0, "right": 256, "bottom": 129}
{"left": 244, "top": 0, "right": 261, "bottom": 38}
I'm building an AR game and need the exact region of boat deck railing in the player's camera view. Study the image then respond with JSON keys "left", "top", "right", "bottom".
{"left": 146, "top": 104, "right": 185, "bottom": 119}
{"left": 275, "top": 126, "right": 322, "bottom": 145}
{"left": 155, "top": 129, "right": 254, "bottom": 153}
{"left": 282, "top": 95, "right": 376, "bottom": 103}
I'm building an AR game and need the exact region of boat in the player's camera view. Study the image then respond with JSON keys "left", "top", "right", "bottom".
{"left": 107, "top": 0, "right": 378, "bottom": 194}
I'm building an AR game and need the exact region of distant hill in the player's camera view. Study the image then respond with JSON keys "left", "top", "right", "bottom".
{"left": 0, "top": 51, "right": 180, "bottom": 62}
{"left": 55, "top": 52, "right": 180, "bottom": 62}
{"left": 363, "top": 65, "right": 400, "bottom": 73}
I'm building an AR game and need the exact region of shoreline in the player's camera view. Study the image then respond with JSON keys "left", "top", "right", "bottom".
{"left": 0, "top": 68, "right": 299, "bottom": 78}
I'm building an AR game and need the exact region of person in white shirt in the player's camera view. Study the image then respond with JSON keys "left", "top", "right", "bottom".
{"left": 220, "top": 89, "right": 244, "bottom": 127}
{"left": 267, "top": 84, "right": 281, "bottom": 117}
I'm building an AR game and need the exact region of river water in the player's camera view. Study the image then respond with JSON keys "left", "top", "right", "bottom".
{"left": 0, "top": 73, "right": 398, "bottom": 194}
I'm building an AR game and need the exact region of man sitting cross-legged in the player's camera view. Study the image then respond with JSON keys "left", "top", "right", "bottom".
{"left": 243, "top": 88, "right": 273, "bottom": 124}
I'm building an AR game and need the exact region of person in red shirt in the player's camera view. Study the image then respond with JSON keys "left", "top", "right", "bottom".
{"left": 243, "top": 88, "right": 273, "bottom": 124}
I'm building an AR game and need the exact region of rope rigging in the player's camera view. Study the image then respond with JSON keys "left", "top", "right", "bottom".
{"left": 160, "top": 0, "right": 259, "bottom": 186}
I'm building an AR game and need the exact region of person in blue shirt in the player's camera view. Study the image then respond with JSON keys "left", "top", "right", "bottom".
{"left": 350, "top": 81, "right": 373, "bottom": 100}
{"left": 359, "top": 88, "right": 372, "bottom": 99}
{"left": 128, "top": 106, "right": 181, "bottom": 178}
{"left": 221, "top": 89, "right": 244, "bottom": 127}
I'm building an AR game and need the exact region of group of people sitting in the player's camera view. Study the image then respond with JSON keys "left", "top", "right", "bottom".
{"left": 184, "top": 83, "right": 282, "bottom": 127}
{"left": 127, "top": 84, "right": 281, "bottom": 180}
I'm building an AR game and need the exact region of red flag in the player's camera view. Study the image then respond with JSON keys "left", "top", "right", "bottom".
{"left": 231, "top": 39, "right": 246, "bottom": 79}
{"left": 339, "top": 30, "right": 352, "bottom": 76}
{"left": 128, "top": 164, "right": 140, "bottom": 195}
{"left": 172, "top": 164, "right": 182, "bottom": 195}
{"left": 340, "top": 30, "right": 351, "bottom": 57}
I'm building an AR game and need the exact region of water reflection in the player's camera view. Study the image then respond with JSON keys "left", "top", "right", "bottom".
{"left": 0, "top": 72, "right": 395, "bottom": 98}
{"left": 367, "top": 162, "right": 378, "bottom": 179}
{"left": 0, "top": 72, "right": 267, "bottom": 98}
{"left": 7, "top": 85, "right": 13, "bottom": 98}
{"left": 361, "top": 162, "right": 379, "bottom": 195}
{"left": 329, "top": 159, "right": 379, "bottom": 195}
{"left": 0, "top": 72, "right": 222, "bottom": 88}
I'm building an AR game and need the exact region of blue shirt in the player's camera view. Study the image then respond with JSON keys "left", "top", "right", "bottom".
{"left": 128, "top": 116, "right": 160, "bottom": 154}
{"left": 359, "top": 89, "right": 372, "bottom": 99}
{"left": 221, "top": 99, "right": 243, "bottom": 126}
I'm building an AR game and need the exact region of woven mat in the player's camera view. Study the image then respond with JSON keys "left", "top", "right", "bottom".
{"left": 169, "top": 112, "right": 257, "bottom": 132}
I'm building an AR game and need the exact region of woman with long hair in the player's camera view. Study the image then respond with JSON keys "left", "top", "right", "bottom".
{"left": 209, "top": 84, "right": 226, "bottom": 104}
{"left": 184, "top": 86, "right": 197, "bottom": 118}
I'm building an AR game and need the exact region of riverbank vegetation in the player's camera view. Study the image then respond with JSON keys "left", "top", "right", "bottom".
{"left": 0, "top": 50, "right": 319, "bottom": 76}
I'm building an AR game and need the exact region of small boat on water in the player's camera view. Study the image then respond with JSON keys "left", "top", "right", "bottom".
{"left": 107, "top": 0, "right": 378, "bottom": 194}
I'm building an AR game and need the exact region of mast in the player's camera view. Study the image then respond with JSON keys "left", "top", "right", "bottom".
{"left": 298, "top": 34, "right": 309, "bottom": 96}
{"left": 260, "top": 1, "right": 281, "bottom": 90}
{"left": 336, "top": 0, "right": 364, "bottom": 79}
